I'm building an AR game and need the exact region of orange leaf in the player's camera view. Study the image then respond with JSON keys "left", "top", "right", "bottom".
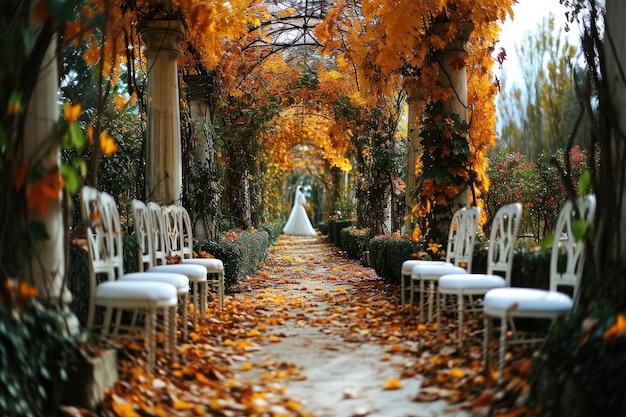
{"left": 240, "top": 362, "right": 253, "bottom": 371}
{"left": 99, "top": 131, "right": 119, "bottom": 156}
{"left": 64, "top": 102, "right": 81, "bottom": 124}
{"left": 448, "top": 368, "right": 465, "bottom": 379}
{"left": 382, "top": 378, "right": 403, "bottom": 390}
{"left": 26, "top": 169, "right": 64, "bottom": 216}
{"left": 13, "top": 162, "right": 28, "bottom": 190}
{"left": 603, "top": 313, "right": 626, "bottom": 341}
{"left": 19, "top": 281, "right": 38, "bottom": 299}
{"left": 172, "top": 400, "right": 192, "bottom": 411}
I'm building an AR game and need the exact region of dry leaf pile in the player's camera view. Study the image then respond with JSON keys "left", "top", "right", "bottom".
{"left": 98, "top": 235, "right": 536, "bottom": 417}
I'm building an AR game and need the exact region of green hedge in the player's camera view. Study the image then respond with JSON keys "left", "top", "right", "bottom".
{"left": 368, "top": 236, "right": 423, "bottom": 284}
{"left": 196, "top": 229, "right": 271, "bottom": 289}
{"left": 0, "top": 300, "right": 80, "bottom": 416}
{"left": 260, "top": 222, "right": 283, "bottom": 244}
{"left": 328, "top": 219, "right": 352, "bottom": 245}
{"left": 340, "top": 227, "right": 370, "bottom": 261}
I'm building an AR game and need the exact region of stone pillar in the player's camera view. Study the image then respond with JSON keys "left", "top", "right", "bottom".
{"left": 183, "top": 74, "right": 220, "bottom": 240}
{"left": 22, "top": 27, "right": 78, "bottom": 333}
{"left": 435, "top": 21, "right": 474, "bottom": 208}
{"left": 140, "top": 20, "right": 184, "bottom": 205}
{"left": 403, "top": 77, "right": 428, "bottom": 234}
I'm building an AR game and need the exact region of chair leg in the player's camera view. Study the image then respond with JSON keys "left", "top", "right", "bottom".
{"left": 200, "top": 281, "right": 207, "bottom": 318}
{"left": 409, "top": 277, "right": 415, "bottom": 317}
{"left": 498, "top": 315, "right": 508, "bottom": 384}
{"left": 162, "top": 308, "right": 170, "bottom": 355}
{"left": 146, "top": 307, "right": 156, "bottom": 374}
{"left": 436, "top": 292, "right": 441, "bottom": 338}
{"left": 180, "top": 293, "right": 188, "bottom": 340}
{"left": 483, "top": 316, "right": 490, "bottom": 373}
{"left": 401, "top": 274, "right": 406, "bottom": 306}
{"left": 102, "top": 307, "right": 114, "bottom": 338}
{"left": 219, "top": 272, "right": 224, "bottom": 310}
{"left": 457, "top": 295, "right": 464, "bottom": 346}
{"left": 169, "top": 306, "right": 177, "bottom": 361}
{"left": 192, "top": 282, "right": 199, "bottom": 329}
{"left": 427, "top": 281, "right": 435, "bottom": 323}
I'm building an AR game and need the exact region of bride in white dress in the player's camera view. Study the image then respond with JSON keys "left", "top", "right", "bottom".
{"left": 283, "top": 186, "right": 317, "bottom": 236}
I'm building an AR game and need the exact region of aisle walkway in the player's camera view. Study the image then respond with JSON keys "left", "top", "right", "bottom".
{"left": 233, "top": 234, "right": 470, "bottom": 417}
{"left": 102, "top": 234, "right": 530, "bottom": 417}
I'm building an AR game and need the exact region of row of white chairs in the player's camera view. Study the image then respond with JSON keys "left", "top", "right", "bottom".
{"left": 80, "top": 186, "right": 225, "bottom": 372}
{"left": 401, "top": 195, "right": 595, "bottom": 382}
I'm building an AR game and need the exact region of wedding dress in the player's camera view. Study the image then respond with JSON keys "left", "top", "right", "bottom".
{"left": 283, "top": 188, "right": 317, "bottom": 236}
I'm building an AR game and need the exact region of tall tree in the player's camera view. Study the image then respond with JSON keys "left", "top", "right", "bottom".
{"left": 496, "top": 14, "right": 580, "bottom": 160}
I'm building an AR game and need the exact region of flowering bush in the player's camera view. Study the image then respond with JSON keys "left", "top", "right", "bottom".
{"left": 484, "top": 146, "right": 597, "bottom": 238}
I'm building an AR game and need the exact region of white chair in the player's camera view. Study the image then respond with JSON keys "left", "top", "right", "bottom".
{"left": 483, "top": 195, "right": 595, "bottom": 382}
{"left": 80, "top": 186, "right": 180, "bottom": 373}
{"left": 101, "top": 194, "right": 199, "bottom": 347}
{"left": 132, "top": 200, "right": 207, "bottom": 338}
{"left": 411, "top": 207, "right": 481, "bottom": 323}
{"left": 399, "top": 207, "right": 465, "bottom": 310}
{"left": 163, "top": 205, "right": 225, "bottom": 310}
{"left": 437, "top": 203, "right": 523, "bottom": 345}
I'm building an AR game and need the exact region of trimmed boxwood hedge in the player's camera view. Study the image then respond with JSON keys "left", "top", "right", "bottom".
{"left": 340, "top": 227, "right": 370, "bottom": 261}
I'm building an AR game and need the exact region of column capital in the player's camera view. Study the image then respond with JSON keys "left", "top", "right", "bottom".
{"left": 139, "top": 19, "right": 185, "bottom": 58}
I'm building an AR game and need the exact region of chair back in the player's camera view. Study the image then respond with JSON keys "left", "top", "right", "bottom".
{"left": 80, "top": 186, "right": 114, "bottom": 279}
{"left": 80, "top": 187, "right": 117, "bottom": 328}
{"left": 454, "top": 206, "right": 481, "bottom": 272}
{"left": 179, "top": 206, "right": 195, "bottom": 259}
{"left": 487, "top": 203, "right": 523, "bottom": 283}
{"left": 444, "top": 208, "right": 465, "bottom": 264}
{"left": 549, "top": 195, "right": 596, "bottom": 307}
{"left": 147, "top": 202, "right": 170, "bottom": 265}
{"left": 99, "top": 192, "right": 127, "bottom": 279}
{"left": 162, "top": 205, "right": 184, "bottom": 259}
{"left": 132, "top": 200, "right": 157, "bottom": 271}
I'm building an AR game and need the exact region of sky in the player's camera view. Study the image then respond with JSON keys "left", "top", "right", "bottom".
{"left": 494, "top": 0, "right": 581, "bottom": 88}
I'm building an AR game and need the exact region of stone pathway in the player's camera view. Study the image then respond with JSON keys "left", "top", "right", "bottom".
{"left": 102, "top": 233, "right": 526, "bottom": 416}
{"left": 230, "top": 234, "right": 471, "bottom": 417}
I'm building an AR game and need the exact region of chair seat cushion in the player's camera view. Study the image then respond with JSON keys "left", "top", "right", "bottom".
{"left": 438, "top": 274, "right": 506, "bottom": 293}
{"left": 121, "top": 271, "right": 189, "bottom": 290}
{"left": 148, "top": 264, "right": 207, "bottom": 281}
{"left": 412, "top": 263, "right": 465, "bottom": 280}
{"left": 484, "top": 288, "right": 573, "bottom": 316}
{"left": 96, "top": 280, "right": 178, "bottom": 302}
{"left": 401, "top": 260, "right": 445, "bottom": 275}
{"left": 183, "top": 258, "right": 224, "bottom": 271}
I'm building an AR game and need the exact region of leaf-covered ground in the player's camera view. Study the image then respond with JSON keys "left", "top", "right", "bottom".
{"left": 95, "top": 234, "right": 535, "bottom": 417}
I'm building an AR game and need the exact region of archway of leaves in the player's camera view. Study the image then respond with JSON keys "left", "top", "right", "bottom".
{"left": 66, "top": 0, "right": 515, "bottom": 239}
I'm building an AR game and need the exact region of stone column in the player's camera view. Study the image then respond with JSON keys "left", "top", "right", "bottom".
{"left": 183, "top": 74, "right": 220, "bottom": 240}
{"left": 403, "top": 77, "right": 428, "bottom": 234}
{"left": 140, "top": 20, "right": 185, "bottom": 205}
{"left": 22, "top": 27, "right": 78, "bottom": 333}
{"left": 435, "top": 21, "right": 474, "bottom": 209}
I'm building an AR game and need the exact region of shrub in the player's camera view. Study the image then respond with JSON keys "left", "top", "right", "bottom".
{"left": 332, "top": 219, "right": 353, "bottom": 246}
{"left": 0, "top": 299, "right": 80, "bottom": 416}
{"left": 340, "top": 227, "right": 370, "bottom": 260}
{"left": 529, "top": 306, "right": 626, "bottom": 415}
{"left": 259, "top": 223, "right": 283, "bottom": 244}
{"left": 197, "top": 229, "right": 271, "bottom": 290}
{"left": 194, "top": 239, "right": 242, "bottom": 290}
{"left": 368, "top": 236, "right": 422, "bottom": 284}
